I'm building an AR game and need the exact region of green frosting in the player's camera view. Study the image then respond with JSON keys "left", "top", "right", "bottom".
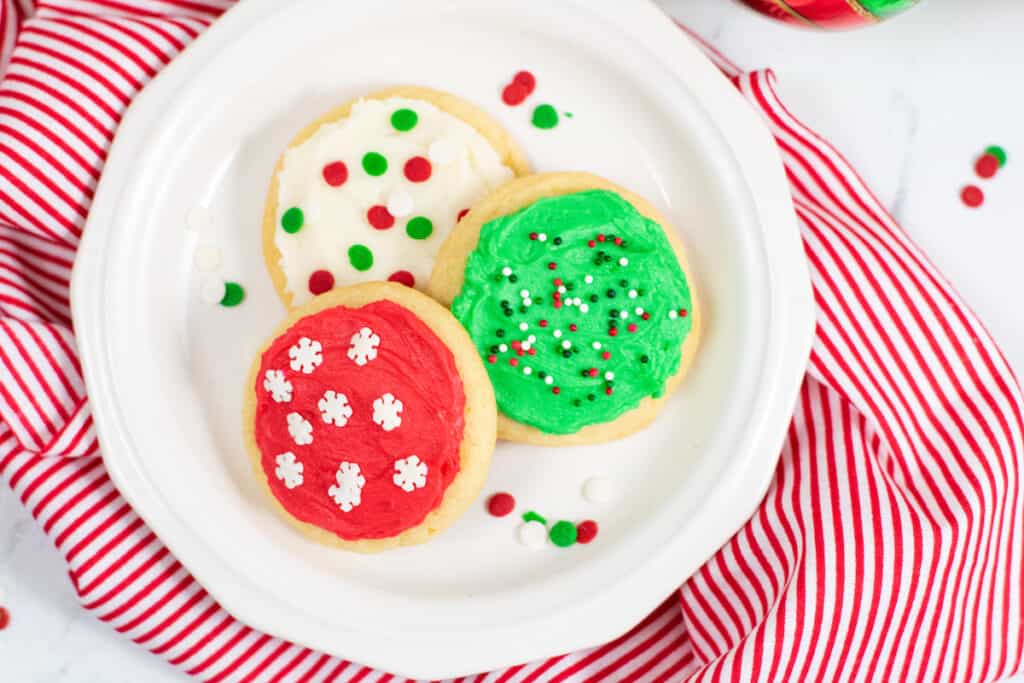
{"left": 451, "top": 190, "right": 693, "bottom": 435}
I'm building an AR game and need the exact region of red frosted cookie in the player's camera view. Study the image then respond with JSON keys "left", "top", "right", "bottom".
{"left": 243, "top": 282, "right": 496, "bottom": 552}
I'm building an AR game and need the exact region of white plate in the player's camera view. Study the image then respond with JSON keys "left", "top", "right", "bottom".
{"left": 72, "top": 0, "right": 813, "bottom": 678}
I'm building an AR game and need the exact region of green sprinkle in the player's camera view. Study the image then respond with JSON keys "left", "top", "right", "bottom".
{"left": 406, "top": 216, "right": 433, "bottom": 240}
{"left": 281, "top": 207, "right": 303, "bottom": 233}
{"left": 220, "top": 282, "right": 245, "bottom": 307}
{"left": 531, "top": 104, "right": 559, "bottom": 130}
{"left": 390, "top": 108, "right": 418, "bottom": 132}
{"left": 522, "top": 510, "right": 547, "bottom": 525}
{"left": 985, "top": 145, "right": 1007, "bottom": 167}
{"left": 348, "top": 244, "right": 373, "bottom": 271}
{"left": 362, "top": 152, "right": 388, "bottom": 176}
{"left": 549, "top": 520, "right": 577, "bottom": 547}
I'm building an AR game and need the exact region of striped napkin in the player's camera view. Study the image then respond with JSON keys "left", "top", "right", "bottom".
{"left": 2, "top": 2, "right": 1022, "bottom": 681}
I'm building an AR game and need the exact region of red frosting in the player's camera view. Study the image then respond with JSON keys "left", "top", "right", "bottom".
{"left": 253, "top": 300, "right": 465, "bottom": 540}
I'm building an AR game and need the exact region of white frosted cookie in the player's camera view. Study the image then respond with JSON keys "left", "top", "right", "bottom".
{"left": 263, "top": 86, "right": 529, "bottom": 308}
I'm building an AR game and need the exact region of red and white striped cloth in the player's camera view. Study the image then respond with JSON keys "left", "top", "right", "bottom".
{"left": 2, "top": 2, "right": 1022, "bottom": 681}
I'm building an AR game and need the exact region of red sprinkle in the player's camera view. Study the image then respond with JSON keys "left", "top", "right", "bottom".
{"left": 502, "top": 82, "right": 529, "bottom": 106}
{"left": 614, "top": 237, "right": 623, "bottom": 245}
{"left": 961, "top": 185, "right": 984, "bottom": 208}
{"left": 597, "top": 234, "right": 606, "bottom": 242}
{"left": 0, "top": 606, "right": 8, "bottom": 630}
{"left": 367, "top": 205, "right": 395, "bottom": 229}
{"left": 529, "top": 232, "right": 538, "bottom": 240}
{"left": 605, "top": 387, "right": 614, "bottom": 395}
{"left": 642, "top": 312, "right": 651, "bottom": 321}
{"left": 528, "top": 348, "right": 536, "bottom": 355}
{"left": 513, "top": 70, "right": 536, "bottom": 91}
{"left": 404, "top": 156, "right": 432, "bottom": 182}
{"left": 457, "top": 208, "right": 470, "bottom": 221}
{"left": 609, "top": 328, "right": 618, "bottom": 337}
{"left": 548, "top": 262, "right": 557, "bottom": 270}
{"left": 487, "top": 492, "right": 516, "bottom": 517}
{"left": 975, "top": 153, "right": 1000, "bottom": 179}
{"left": 576, "top": 520, "right": 599, "bottom": 544}
{"left": 539, "top": 319, "right": 548, "bottom": 327}
{"left": 554, "top": 278, "right": 563, "bottom": 286}
{"left": 588, "top": 240, "right": 596, "bottom": 248}
{"left": 552, "top": 386, "right": 561, "bottom": 395}
{"left": 554, "top": 301, "right": 563, "bottom": 309}
{"left": 387, "top": 270, "right": 415, "bottom": 287}
{"left": 517, "top": 349, "right": 525, "bottom": 356}
{"left": 487, "top": 355, "right": 497, "bottom": 364}
{"left": 322, "top": 161, "right": 348, "bottom": 187}
{"left": 628, "top": 323, "right": 638, "bottom": 333}
{"left": 680, "top": 309, "right": 688, "bottom": 318}
{"left": 511, "top": 340, "right": 522, "bottom": 349}
{"left": 308, "top": 269, "right": 334, "bottom": 295}
{"left": 602, "top": 351, "right": 611, "bottom": 360}
{"left": 588, "top": 367, "right": 599, "bottom": 377}
{"left": 569, "top": 324, "right": 578, "bottom": 332}
{"left": 509, "top": 358, "right": 519, "bottom": 367}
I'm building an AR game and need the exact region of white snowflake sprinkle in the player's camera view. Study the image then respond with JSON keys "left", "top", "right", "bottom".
{"left": 318, "top": 390, "right": 353, "bottom": 426}
{"left": 499, "top": 343, "right": 509, "bottom": 352}
{"left": 520, "top": 289, "right": 530, "bottom": 298}
{"left": 522, "top": 341, "right": 532, "bottom": 350}
{"left": 528, "top": 335, "right": 537, "bottom": 343}
{"left": 554, "top": 329, "right": 563, "bottom": 338}
{"left": 635, "top": 307, "right": 644, "bottom": 315}
{"left": 592, "top": 341, "right": 602, "bottom": 350}
{"left": 572, "top": 297, "right": 582, "bottom": 306}
{"left": 329, "top": 462, "right": 365, "bottom": 511}
{"left": 372, "top": 393, "right": 403, "bottom": 431}
{"left": 561, "top": 340, "right": 571, "bottom": 349}
{"left": 274, "top": 452, "right": 304, "bottom": 489}
{"left": 538, "top": 233, "right": 547, "bottom": 242}
{"left": 558, "top": 285, "right": 567, "bottom": 294}
{"left": 669, "top": 310, "right": 679, "bottom": 319}
{"left": 605, "top": 371, "right": 615, "bottom": 381}
{"left": 287, "top": 412, "right": 313, "bottom": 445}
{"left": 628, "top": 289, "right": 638, "bottom": 299}
{"left": 584, "top": 275, "right": 594, "bottom": 284}
{"left": 620, "top": 311, "right": 629, "bottom": 319}
{"left": 544, "top": 375, "right": 554, "bottom": 385}
{"left": 501, "top": 266, "right": 512, "bottom": 276}
{"left": 288, "top": 337, "right": 323, "bottom": 374}
{"left": 263, "top": 370, "right": 293, "bottom": 403}
{"left": 392, "top": 455, "right": 427, "bottom": 492}
{"left": 347, "top": 327, "right": 380, "bottom": 366}
{"left": 519, "top": 322, "right": 528, "bottom": 331}
{"left": 619, "top": 257, "right": 629, "bottom": 266}
{"left": 523, "top": 298, "right": 533, "bottom": 306}
{"left": 580, "top": 304, "right": 590, "bottom": 313}
{"left": 523, "top": 366, "right": 533, "bottom": 375}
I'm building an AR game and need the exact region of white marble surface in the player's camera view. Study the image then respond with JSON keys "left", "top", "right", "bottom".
{"left": 2, "top": 1, "right": 1023, "bottom": 680}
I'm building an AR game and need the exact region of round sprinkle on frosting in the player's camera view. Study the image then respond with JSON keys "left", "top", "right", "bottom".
{"left": 322, "top": 161, "right": 348, "bottom": 187}
{"left": 281, "top": 207, "right": 304, "bottom": 233}
{"left": 390, "top": 107, "right": 418, "bottom": 131}
{"left": 362, "top": 151, "right": 387, "bottom": 176}
{"left": 367, "top": 205, "right": 395, "bottom": 230}
{"left": 220, "top": 281, "right": 245, "bottom": 307}
{"left": 348, "top": 244, "right": 373, "bottom": 271}
{"left": 406, "top": 216, "right": 433, "bottom": 240}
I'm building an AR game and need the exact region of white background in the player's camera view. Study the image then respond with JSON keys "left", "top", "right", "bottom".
{"left": 2, "top": 1, "right": 1022, "bottom": 680}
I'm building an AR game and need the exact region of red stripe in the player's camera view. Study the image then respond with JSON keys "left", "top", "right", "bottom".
{"left": 42, "top": 467, "right": 110, "bottom": 533}
{"left": 86, "top": 552, "right": 178, "bottom": 615}
{"left": 77, "top": 531, "right": 162, "bottom": 598}
{"left": 109, "top": 566, "right": 190, "bottom": 631}
{"left": 53, "top": 487, "right": 120, "bottom": 548}
{"left": 30, "top": 456, "right": 101, "bottom": 517}
{"left": 237, "top": 640, "right": 292, "bottom": 683}
{"left": 0, "top": 163, "right": 80, "bottom": 239}
{"left": 23, "top": 25, "right": 144, "bottom": 91}
{"left": 15, "top": 35, "right": 130, "bottom": 105}
{"left": 65, "top": 502, "right": 136, "bottom": 565}
{"left": 8, "top": 52, "right": 120, "bottom": 120}
{"left": 137, "top": 588, "right": 213, "bottom": 650}
{"left": 167, "top": 611, "right": 234, "bottom": 666}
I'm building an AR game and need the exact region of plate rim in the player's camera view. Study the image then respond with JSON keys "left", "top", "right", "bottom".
{"left": 71, "top": 0, "right": 814, "bottom": 677}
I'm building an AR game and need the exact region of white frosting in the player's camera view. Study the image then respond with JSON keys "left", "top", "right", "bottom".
{"left": 275, "top": 97, "right": 515, "bottom": 304}
{"left": 583, "top": 476, "right": 614, "bottom": 504}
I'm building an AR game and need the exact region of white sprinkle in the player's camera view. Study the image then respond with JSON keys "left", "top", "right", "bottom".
{"left": 620, "top": 311, "right": 629, "bottom": 319}
{"left": 519, "top": 322, "right": 528, "bottom": 331}
{"left": 573, "top": 297, "right": 582, "bottom": 306}
{"left": 584, "top": 275, "right": 594, "bottom": 284}
{"left": 544, "top": 375, "right": 554, "bottom": 385}
{"left": 499, "top": 344, "right": 509, "bottom": 352}
{"left": 561, "top": 340, "right": 571, "bottom": 350}
{"left": 186, "top": 206, "right": 211, "bottom": 232}
{"left": 517, "top": 520, "right": 547, "bottom": 549}
{"left": 386, "top": 188, "right": 414, "bottom": 218}
{"left": 502, "top": 266, "right": 512, "bottom": 276}
{"left": 554, "top": 329, "right": 563, "bottom": 338}
{"left": 564, "top": 298, "right": 574, "bottom": 307}
{"left": 583, "top": 476, "right": 615, "bottom": 504}
{"left": 557, "top": 286, "right": 567, "bottom": 294}
{"left": 523, "top": 366, "right": 533, "bottom": 375}
{"left": 580, "top": 304, "right": 590, "bottom": 313}
{"left": 193, "top": 244, "right": 221, "bottom": 272}
{"left": 524, "top": 298, "right": 533, "bottom": 306}
{"left": 592, "top": 341, "right": 602, "bottom": 350}
{"left": 528, "top": 335, "right": 537, "bottom": 343}
{"left": 538, "top": 233, "right": 548, "bottom": 242}
{"left": 199, "top": 278, "right": 225, "bottom": 305}
{"left": 635, "top": 307, "right": 644, "bottom": 315}
{"left": 628, "top": 289, "right": 638, "bottom": 299}
{"left": 619, "top": 257, "right": 629, "bottom": 266}
{"left": 604, "top": 371, "right": 615, "bottom": 380}
{"left": 428, "top": 138, "right": 459, "bottom": 165}
{"left": 669, "top": 310, "right": 679, "bottom": 319}
{"left": 520, "top": 289, "right": 530, "bottom": 298}
{"left": 522, "top": 341, "right": 532, "bottom": 350}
